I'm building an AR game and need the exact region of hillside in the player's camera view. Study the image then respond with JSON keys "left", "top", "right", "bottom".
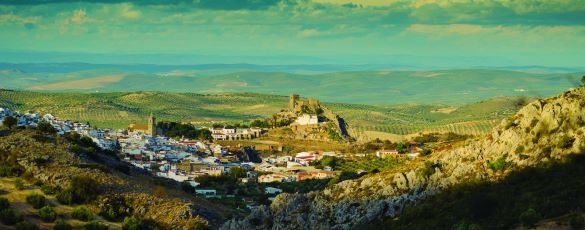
{"left": 221, "top": 86, "right": 585, "bottom": 229}
{"left": 0, "top": 130, "right": 229, "bottom": 229}
{"left": 0, "top": 67, "right": 578, "bottom": 105}
{"left": 0, "top": 90, "right": 525, "bottom": 142}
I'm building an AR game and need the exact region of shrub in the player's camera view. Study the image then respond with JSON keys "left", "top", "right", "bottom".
{"left": 515, "top": 145, "right": 525, "bottom": 154}
{"left": 421, "top": 148, "right": 432, "bottom": 156}
{"left": 26, "top": 194, "right": 46, "bottom": 209}
{"left": 186, "top": 218, "right": 208, "bottom": 230}
{"left": 558, "top": 135, "right": 576, "bottom": 149}
{"left": 0, "top": 164, "right": 19, "bottom": 177}
{"left": 57, "top": 176, "right": 99, "bottom": 205}
{"left": 14, "top": 178, "right": 24, "bottom": 190}
{"left": 15, "top": 221, "right": 39, "bottom": 230}
{"left": 98, "top": 195, "right": 132, "bottom": 222}
{"left": 71, "top": 206, "right": 93, "bottom": 221}
{"left": 40, "top": 184, "right": 58, "bottom": 195}
{"left": 519, "top": 208, "right": 540, "bottom": 228}
{"left": 84, "top": 221, "right": 109, "bottom": 230}
{"left": 56, "top": 189, "right": 73, "bottom": 205}
{"left": 0, "top": 197, "right": 10, "bottom": 210}
{"left": 122, "top": 216, "right": 141, "bottom": 230}
{"left": 452, "top": 220, "right": 481, "bottom": 230}
{"left": 570, "top": 215, "right": 585, "bottom": 230}
{"left": 38, "top": 206, "right": 57, "bottom": 222}
{"left": 53, "top": 219, "right": 72, "bottom": 230}
{"left": 489, "top": 157, "right": 507, "bottom": 171}
{"left": 0, "top": 208, "right": 24, "bottom": 225}
{"left": 419, "top": 161, "right": 436, "bottom": 178}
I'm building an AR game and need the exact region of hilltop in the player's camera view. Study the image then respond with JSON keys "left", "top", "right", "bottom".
{"left": 221, "top": 86, "right": 585, "bottom": 229}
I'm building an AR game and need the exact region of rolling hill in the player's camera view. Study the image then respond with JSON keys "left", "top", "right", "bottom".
{"left": 0, "top": 65, "right": 580, "bottom": 105}
{"left": 1, "top": 89, "right": 527, "bottom": 141}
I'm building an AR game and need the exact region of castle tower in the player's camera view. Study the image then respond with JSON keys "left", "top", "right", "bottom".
{"left": 289, "top": 94, "right": 300, "bottom": 111}
{"left": 148, "top": 112, "right": 156, "bottom": 136}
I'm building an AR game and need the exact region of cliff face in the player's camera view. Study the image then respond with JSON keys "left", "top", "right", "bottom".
{"left": 222, "top": 87, "right": 585, "bottom": 230}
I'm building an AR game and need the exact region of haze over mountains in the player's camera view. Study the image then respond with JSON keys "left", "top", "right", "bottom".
{"left": 1, "top": 62, "right": 582, "bottom": 105}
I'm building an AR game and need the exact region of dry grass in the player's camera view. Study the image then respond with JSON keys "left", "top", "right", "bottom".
{"left": 0, "top": 177, "right": 121, "bottom": 229}
{"left": 27, "top": 74, "right": 125, "bottom": 90}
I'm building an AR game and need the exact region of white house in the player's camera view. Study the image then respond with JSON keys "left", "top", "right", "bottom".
{"left": 265, "top": 187, "right": 283, "bottom": 194}
{"left": 295, "top": 114, "right": 319, "bottom": 125}
{"left": 195, "top": 189, "right": 217, "bottom": 198}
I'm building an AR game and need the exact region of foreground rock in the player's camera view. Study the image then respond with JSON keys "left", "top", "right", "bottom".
{"left": 222, "top": 87, "right": 585, "bottom": 230}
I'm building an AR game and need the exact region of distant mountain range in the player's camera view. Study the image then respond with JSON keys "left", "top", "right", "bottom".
{"left": 0, "top": 63, "right": 582, "bottom": 105}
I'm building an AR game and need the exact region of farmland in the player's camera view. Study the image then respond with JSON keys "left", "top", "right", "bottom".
{"left": 0, "top": 89, "right": 528, "bottom": 141}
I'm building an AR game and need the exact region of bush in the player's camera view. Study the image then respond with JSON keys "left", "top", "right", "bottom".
{"left": 419, "top": 161, "right": 436, "bottom": 178}
{"left": 515, "top": 145, "right": 525, "bottom": 154}
{"left": 0, "top": 164, "right": 19, "bottom": 177}
{"left": 570, "top": 215, "right": 585, "bottom": 230}
{"left": 186, "top": 218, "right": 208, "bottom": 230}
{"left": 489, "top": 157, "right": 507, "bottom": 171}
{"left": 98, "top": 195, "right": 132, "bottom": 222}
{"left": 26, "top": 194, "right": 46, "bottom": 209}
{"left": 53, "top": 219, "right": 72, "bottom": 230}
{"left": 123, "top": 216, "right": 141, "bottom": 230}
{"left": 40, "top": 184, "right": 58, "bottom": 195}
{"left": 71, "top": 206, "right": 93, "bottom": 221}
{"left": 15, "top": 221, "right": 39, "bottom": 230}
{"left": 56, "top": 189, "right": 73, "bottom": 205}
{"left": 0, "top": 197, "right": 10, "bottom": 210}
{"left": 421, "top": 148, "right": 432, "bottom": 156}
{"left": 84, "top": 221, "right": 109, "bottom": 230}
{"left": 14, "top": 178, "right": 24, "bottom": 190}
{"left": 38, "top": 206, "right": 57, "bottom": 222}
{"left": 558, "top": 135, "right": 576, "bottom": 149}
{"left": 57, "top": 176, "right": 99, "bottom": 205}
{"left": 519, "top": 208, "right": 540, "bottom": 228}
{"left": 0, "top": 208, "right": 24, "bottom": 225}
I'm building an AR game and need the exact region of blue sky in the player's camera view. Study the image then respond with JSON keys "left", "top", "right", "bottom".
{"left": 1, "top": 0, "right": 584, "bottom": 67}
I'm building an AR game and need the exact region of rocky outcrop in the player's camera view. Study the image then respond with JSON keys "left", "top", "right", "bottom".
{"left": 222, "top": 87, "right": 585, "bottom": 230}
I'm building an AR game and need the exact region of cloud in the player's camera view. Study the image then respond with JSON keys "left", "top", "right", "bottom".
{"left": 71, "top": 9, "right": 87, "bottom": 23}
{"left": 0, "top": 14, "right": 40, "bottom": 25}
{"left": 120, "top": 3, "right": 141, "bottom": 19}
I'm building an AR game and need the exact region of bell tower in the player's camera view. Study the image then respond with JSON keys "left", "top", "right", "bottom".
{"left": 148, "top": 112, "right": 156, "bottom": 136}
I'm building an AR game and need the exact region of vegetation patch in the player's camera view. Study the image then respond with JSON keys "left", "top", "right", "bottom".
{"left": 25, "top": 193, "right": 46, "bottom": 209}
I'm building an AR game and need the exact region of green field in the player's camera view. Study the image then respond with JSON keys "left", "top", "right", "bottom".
{"left": 0, "top": 68, "right": 579, "bottom": 105}
{"left": 0, "top": 89, "right": 528, "bottom": 140}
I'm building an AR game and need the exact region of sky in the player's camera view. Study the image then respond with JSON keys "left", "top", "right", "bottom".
{"left": 0, "top": 0, "right": 584, "bottom": 67}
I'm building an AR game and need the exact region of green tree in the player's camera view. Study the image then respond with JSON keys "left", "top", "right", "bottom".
{"left": 2, "top": 116, "right": 17, "bottom": 129}
{"left": 38, "top": 206, "right": 57, "bottom": 222}
{"left": 37, "top": 122, "right": 56, "bottom": 134}
{"left": 15, "top": 221, "right": 39, "bottom": 230}
{"left": 228, "top": 167, "right": 247, "bottom": 180}
{"left": 71, "top": 206, "right": 93, "bottom": 221}
{"left": 53, "top": 219, "right": 72, "bottom": 230}
{"left": 25, "top": 194, "right": 46, "bottom": 209}
{"left": 581, "top": 75, "right": 585, "bottom": 86}
{"left": 14, "top": 178, "right": 24, "bottom": 190}
{"left": 122, "top": 216, "right": 141, "bottom": 230}
{"left": 519, "top": 208, "right": 540, "bottom": 228}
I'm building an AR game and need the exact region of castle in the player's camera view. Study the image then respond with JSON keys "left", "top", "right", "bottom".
{"left": 289, "top": 94, "right": 321, "bottom": 115}
{"left": 127, "top": 113, "right": 157, "bottom": 136}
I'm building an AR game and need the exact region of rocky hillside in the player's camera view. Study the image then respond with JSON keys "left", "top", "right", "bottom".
{"left": 0, "top": 130, "right": 229, "bottom": 229}
{"left": 222, "top": 87, "right": 585, "bottom": 230}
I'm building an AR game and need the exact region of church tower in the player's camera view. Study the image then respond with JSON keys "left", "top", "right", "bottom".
{"left": 148, "top": 112, "right": 156, "bottom": 136}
